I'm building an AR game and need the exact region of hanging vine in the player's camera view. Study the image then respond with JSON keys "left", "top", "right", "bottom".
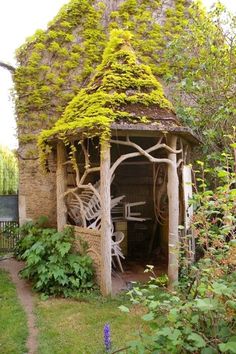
{"left": 0, "top": 146, "right": 18, "bottom": 195}
{"left": 13, "top": 0, "right": 191, "bottom": 156}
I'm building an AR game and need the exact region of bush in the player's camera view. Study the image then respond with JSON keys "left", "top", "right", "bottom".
{"left": 190, "top": 158, "right": 236, "bottom": 261}
{"left": 14, "top": 216, "right": 49, "bottom": 259}
{"left": 15, "top": 219, "right": 94, "bottom": 297}
{"left": 120, "top": 155, "right": 236, "bottom": 353}
{"left": 123, "top": 246, "right": 236, "bottom": 354}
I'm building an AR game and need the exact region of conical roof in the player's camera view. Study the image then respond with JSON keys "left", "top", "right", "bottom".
{"left": 39, "top": 29, "right": 181, "bottom": 148}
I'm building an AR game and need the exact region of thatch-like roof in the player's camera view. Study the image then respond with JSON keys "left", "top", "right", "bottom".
{"left": 38, "top": 29, "right": 199, "bottom": 155}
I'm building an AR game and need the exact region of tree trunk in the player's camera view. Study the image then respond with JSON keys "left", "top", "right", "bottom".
{"left": 167, "top": 135, "right": 179, "bottom": 289}
{"left": 56, "top": 142, "right": 67, "bottom": 231}
{"left": 100, "top": 140, "right": 112, "bottom": 295}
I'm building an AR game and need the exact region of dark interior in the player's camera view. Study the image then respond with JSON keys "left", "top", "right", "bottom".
{"left": 66, "top": 136, "right": 170, "bottom": 267}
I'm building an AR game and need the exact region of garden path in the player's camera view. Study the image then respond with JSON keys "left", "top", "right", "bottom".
{"left": 0, "top": 258, "right": 38, "bottom": 354}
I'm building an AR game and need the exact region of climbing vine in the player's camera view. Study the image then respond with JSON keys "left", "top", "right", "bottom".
{"left": 38, "top": 29, "right": 174, "bottom": 165}
{"left": 13, "top": 0, "right": 189, "bottom": 155}
{"left": 14, "top": 0, "right": 235, "bottom": 160}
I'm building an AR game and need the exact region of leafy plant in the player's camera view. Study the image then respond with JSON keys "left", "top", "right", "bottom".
{"left": 190, "top": 155, "right": 236, "bottom": 260}
{"left": 14, "top": 216, "right": 49, "bottom": 259}
{"left": 120, "top": 152, "right": 236, "bottom": 353}
{"left": 15, "top": 219, "right": 94, "bottom": 297}
{"left": 122, "top": 245, "right": 236, "bottom": 354}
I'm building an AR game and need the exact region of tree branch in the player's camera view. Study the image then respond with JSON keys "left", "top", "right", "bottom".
{"left": 110, "top": 137, "right": 175, "bottom": 176}
{"left": 0, "top": 61, "right": 15, "bottom": 73}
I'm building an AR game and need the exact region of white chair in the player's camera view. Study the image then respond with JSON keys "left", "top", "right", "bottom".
{"left": 124, "top": 201, "right": 148, "bottom": 221}
{"left": 111, "top": 231, "right": 125, "bottom": 273}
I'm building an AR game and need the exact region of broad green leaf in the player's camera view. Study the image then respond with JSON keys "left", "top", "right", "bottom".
{"left": 142, "top": 312, "right": 155, "bottom": 321}
{"left": 219, "top": 340, "right": 236, "bottom": 353}
{"left": 188, "top": 333, "right": 206, "bottom": 348}
{"left": 226, "top": 300, "right": 236, "bottom": 310}
{"left": 211, "top": 281, "right": 229, "bottom": 295}
{"left": 118, "top": 305, "right": 130, "bottom": 313}
{"left": 201, "top": 347, "right": 217, "bottom": 354}
{"left": 195, "top": 298, "right": 216, "bottom": 311}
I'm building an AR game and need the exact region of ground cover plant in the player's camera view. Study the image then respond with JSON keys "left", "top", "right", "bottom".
{"left": 0, "top": 269, "right": 28, "bottom": 354}
{"left": 15, "top": 218, "right": 94, "bottom": 297}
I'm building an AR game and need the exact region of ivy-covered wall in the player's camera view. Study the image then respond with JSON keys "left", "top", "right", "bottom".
{"left": 14, "top": 0, "right": 190, "bottom": 156}
{"left": 14, "top": 0, "right": 192, "bottom": 225}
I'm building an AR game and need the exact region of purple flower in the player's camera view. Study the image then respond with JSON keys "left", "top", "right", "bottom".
{"left": 104, "top": 323, "right": 111, "bottom": 352}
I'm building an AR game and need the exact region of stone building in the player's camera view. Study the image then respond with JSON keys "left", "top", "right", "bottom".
{"left": 14, "top": 0, "right": 199, "bottom": 294}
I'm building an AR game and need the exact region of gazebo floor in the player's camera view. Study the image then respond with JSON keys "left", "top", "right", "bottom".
{"left": 112, "top": 259, "right": 167, "bottom": 295}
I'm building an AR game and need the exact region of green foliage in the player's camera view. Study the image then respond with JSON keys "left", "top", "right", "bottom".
{"left": 15, "top": 219, "right": 94, "bottom": 297}
{"left": 13, "top": 0, "right": 189, "bottom": 155}
{"left": 14, "top": 0, "right": 106, "bottom": 151}
{"left": 164, "top": 3, "right": 236, "bottom": 155}
{"left": 14, "top": 215, "right": 49, "bottom": 259}
{"left": 190, "top": 154, "right": 236, "bottom": 259}
{"left": 38, "top": 29, "right": 173, "bottom": 164}
{"left": 0, "top": 146, "right": 18, "bottom": 195}
{"left": 123, "top": 246, "right": 236, "bottom": 353}
{"left": 120, "top": 152, "right": 236, "bottom": 353}
{"left": 14, "top": 0, "right": 236, "bottom": 162}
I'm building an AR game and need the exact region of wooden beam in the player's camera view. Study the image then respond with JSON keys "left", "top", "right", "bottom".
{"left": 167, "top": 135, "right": 179, "bottom": 289}
{"left": 56, "top": 142, "right": 67, "bottom": 231}
{"left": 100, "top": 140, "right": 112, "bottom": 296}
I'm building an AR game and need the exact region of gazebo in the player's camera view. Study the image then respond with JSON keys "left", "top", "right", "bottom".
{"left": 39, "top": 30, "right": 199, "bottom": 295}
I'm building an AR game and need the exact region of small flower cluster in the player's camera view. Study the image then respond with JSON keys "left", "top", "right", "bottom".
{"left": 104, "top": 323, "right": 111, "bottom": 352}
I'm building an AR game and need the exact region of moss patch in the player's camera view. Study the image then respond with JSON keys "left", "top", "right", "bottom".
{"left": 38, "top": 29, "right": 173, "bottom": 163}
{"left": 14, "top": 0, "right": 191, "bottom": 155}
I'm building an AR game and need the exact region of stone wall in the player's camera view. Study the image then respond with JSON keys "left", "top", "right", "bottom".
{"left": 73, "top": 226, "right": 102, "bottom": 287}
{"left": 18, "top": 151, "right": 57, "bottom": 226}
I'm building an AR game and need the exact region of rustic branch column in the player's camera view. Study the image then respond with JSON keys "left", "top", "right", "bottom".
{"left": 167, "top": 135, "right": 179, "bottom": 289}
{"left": 56, "top": 142, "right": 67, "bottom": 231}
{"left": 100, "top": 140, "right": 112, "bottom": 295}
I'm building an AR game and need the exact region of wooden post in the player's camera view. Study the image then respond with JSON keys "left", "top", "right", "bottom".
{"left": 167, "top": 135, "right": 179, "bottom": 289}
{"left": 56, "top": 142, "right": 67, "bottom": 231}
{"left": 100, "top": 140, "right": 112, "bottom": 296}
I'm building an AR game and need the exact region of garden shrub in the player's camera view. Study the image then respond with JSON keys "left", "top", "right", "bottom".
{"left": 14, "top": 215, "right": 49, "bottom": 259}
{"left": 15, "top": 219, "right": 94, "bottom": 297}
{"left": 190, "top": 157, "right": 236, "bottom": 261}
{"left": 122, "top": 244, "right": 236, "bottom": 354}
{"left": 120, "top": 155, "right": 236, "bottom": 353}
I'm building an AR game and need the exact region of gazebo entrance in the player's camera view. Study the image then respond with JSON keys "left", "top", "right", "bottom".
{"left": 55, "top": 127, "right": 195, "bottom": 295}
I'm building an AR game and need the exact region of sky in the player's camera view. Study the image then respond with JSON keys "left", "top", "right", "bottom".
{"left": 0, "top": 0, "right": 235, "bottom": 150}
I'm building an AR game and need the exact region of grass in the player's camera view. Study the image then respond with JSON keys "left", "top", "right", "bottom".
{"left": 36, "top": 293, "right": 146, "bottom": 354}
{"left": 0, "top": 269, "right": 28, "bottom": 354}
{"left": 0, "top": 261, "right": 147, "bottom": 354}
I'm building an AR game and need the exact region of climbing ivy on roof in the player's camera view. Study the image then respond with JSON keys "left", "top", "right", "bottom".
{"left": 14, "top": 0, "right": 190, "bottom": 155}
{"left": 38, "top": 29, "right": 173, "bottom": 164}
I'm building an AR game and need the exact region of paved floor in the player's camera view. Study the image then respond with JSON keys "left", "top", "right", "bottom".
{"left": 112, "top": 259, "right": 167, "bottom": 294}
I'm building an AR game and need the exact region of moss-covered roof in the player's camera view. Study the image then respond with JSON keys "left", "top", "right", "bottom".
{"left": 14, "top": 0, "right": 195, "bottom": 154}
{"left": 38, "top": 30, "right": 178, "bottom": 152}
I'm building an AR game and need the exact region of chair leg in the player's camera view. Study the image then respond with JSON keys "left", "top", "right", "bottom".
{"left": 116, "top": 255, "right": 124, "bottom": 273}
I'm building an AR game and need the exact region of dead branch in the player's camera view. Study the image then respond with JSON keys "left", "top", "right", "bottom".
{"left": 0, "top": 61, "right": 15, "bottom": 73}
